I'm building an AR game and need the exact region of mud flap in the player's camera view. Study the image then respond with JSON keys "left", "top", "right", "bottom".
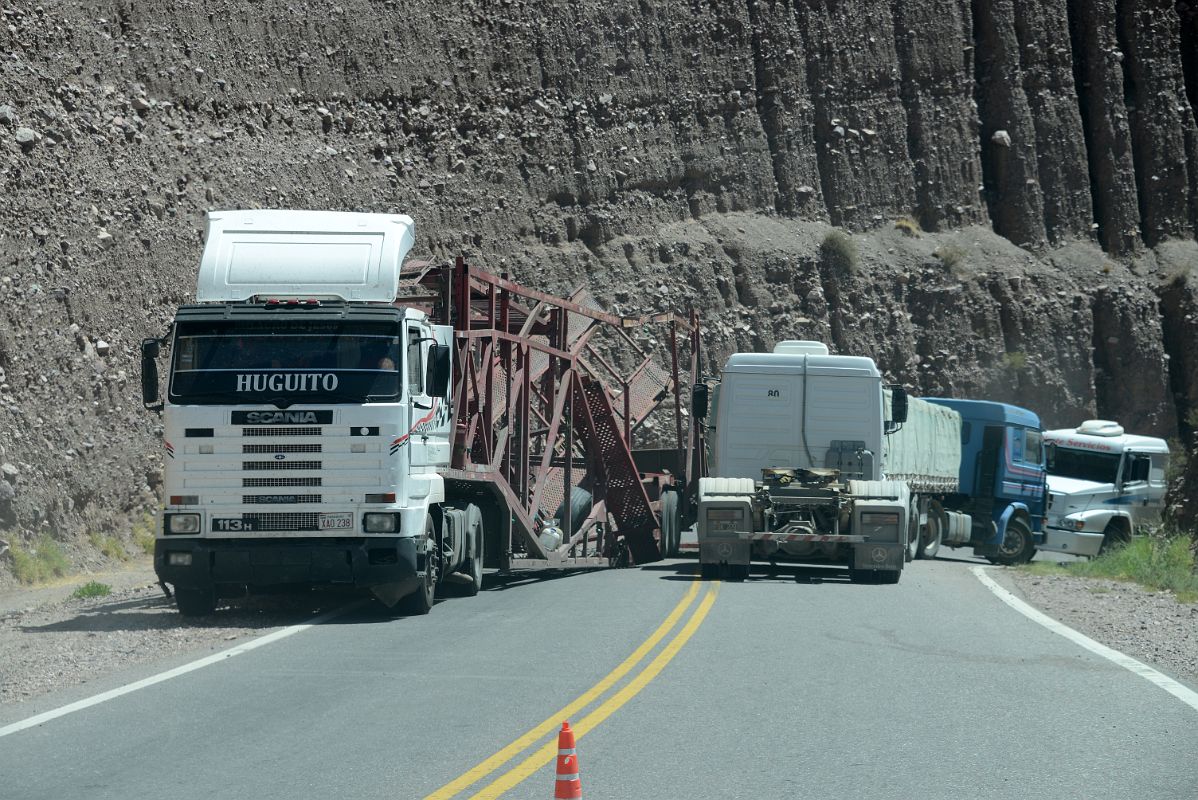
{"left": 699, "top": 535, "right": 752, "bottom": 566}
{"left": 852, "top": 542, "right": 903, "bottom": 573}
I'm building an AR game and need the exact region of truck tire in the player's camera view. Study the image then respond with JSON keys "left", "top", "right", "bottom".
{"left": 990, "top": 517, "right": 1035, "bottom": 566}
{"left": 919, "top": 505, "right": 943, "bottom": 560}
{"left": 727, "top": 563, "right": 749, "bottom": 582}
{"left": 700, "top": 561, "right": 720, "bottom": 580}
{"left": 905, "top": 498, "right": 920, "bottom": 562}
{"left": 1099, "top": 520, "right": 1131, "bottom": 554}
{"left": 398, "top": 516, "right": 438, "bottom": 615}
{"left": 554, "top": 486, "right": 593, "bottom": 538}
{"left": 659, "top": 490, "right": 680, "bottom": 558}
{"left": 175, "top": 584, "right": 216, "bottom": 617}
{"left": 459, "top": 504, "right": 484, "bottom": 597}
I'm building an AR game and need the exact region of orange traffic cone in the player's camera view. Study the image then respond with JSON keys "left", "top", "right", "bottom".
{"left": 553, "top": 720, "right": 582, "bottom": 799}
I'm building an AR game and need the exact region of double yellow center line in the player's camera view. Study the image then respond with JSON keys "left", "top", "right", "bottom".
{"left": 425, "top": 579, "right": 719, "bottom": 800}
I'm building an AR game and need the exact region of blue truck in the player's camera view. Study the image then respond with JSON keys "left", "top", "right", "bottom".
{"left": 888, "top": 397, "right": 1046, "bottom": 565}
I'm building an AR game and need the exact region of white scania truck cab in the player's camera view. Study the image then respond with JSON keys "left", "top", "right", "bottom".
{"left": 143, "top": 210, "right": 462, "bottom": 616}
{"left": 1041, "top": 420, "right": 1169, "bottom": 557}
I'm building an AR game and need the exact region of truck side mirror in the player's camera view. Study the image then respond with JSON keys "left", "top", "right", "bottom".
{"left": 141, "top": 338, "right": 161, "bottom": 409}
{"left": 692, "top": 383, "right": 709, "bottom": 420}
{"left": 889, "top": 384, "right": 908, "bottom": 425}
{"left": 1045, "top": 442, "right": 1056, "bottom": 469}
{"left": 427, "top": 343, "right": 451, "bottom": 397}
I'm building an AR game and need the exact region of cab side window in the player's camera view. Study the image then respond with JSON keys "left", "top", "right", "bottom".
{"left": 1124, "top": 455, "right": 1150, "bottom": 484}
{"left": 1024, "top": 430, "right": 1043, "bottom": 466}
{"left": 407, "top": 329, "right": 424, "bottom": 395}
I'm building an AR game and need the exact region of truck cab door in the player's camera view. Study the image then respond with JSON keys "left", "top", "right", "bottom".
{"left": 406, "top": 323, "right": 451, "bottom": 469}
{"left": 1118, "top": 452, "right": 1153, "bottom": 521}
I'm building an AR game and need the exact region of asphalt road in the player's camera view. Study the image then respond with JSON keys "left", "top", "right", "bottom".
{"left": 1, "top": 555, "right": 1195, "bottom": 800}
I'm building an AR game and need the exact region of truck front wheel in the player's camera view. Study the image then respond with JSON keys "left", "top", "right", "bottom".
{"left": 1099, "top": 520, "right": 1131, "bottom": 554}
{"left": 398, "top": 517, "right": 438, "bottom": 615}
{"left": 990, "top": 517, "right": 1035, "bottom": 565}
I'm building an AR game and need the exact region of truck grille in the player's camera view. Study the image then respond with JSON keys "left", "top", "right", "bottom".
{"left": 243, "top": 477, "right": 322, "bottom": 488}
{"left": 243, "top": 494, "right": 322, "bottom": 504}
{"left": 242, "top": 427, "right": 323, "bottom": 437}
{"left": 242, "top": 443, "right": 322, "bottom": 454}
{"left": 242, "top": 460, "right": 322, "bottom": 471}
{"left": 240, "top": 512, "right": 321, "bottom": 532}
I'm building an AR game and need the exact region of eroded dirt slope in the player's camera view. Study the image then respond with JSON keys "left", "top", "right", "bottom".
{"left": 1, "top": 1, "right": 1198, "bottom": 557}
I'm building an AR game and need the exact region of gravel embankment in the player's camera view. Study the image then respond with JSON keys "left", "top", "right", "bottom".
{"left": 1, "top": 565, "right": 1195, "bottom": 709}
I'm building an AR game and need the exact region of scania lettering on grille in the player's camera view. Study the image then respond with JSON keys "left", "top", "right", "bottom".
{"left": 232, "top": 410, "right": 333, "bottom": 425}
{"left": 235, "top": 373, "right": 338, "bottom": 393}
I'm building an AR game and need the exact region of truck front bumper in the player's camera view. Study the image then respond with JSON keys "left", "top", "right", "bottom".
{"left": 155, "top": 536, "right": 422, "bottom": 594}
{"left": 1037, "top": 527, "right": 1104, "bottom": 558}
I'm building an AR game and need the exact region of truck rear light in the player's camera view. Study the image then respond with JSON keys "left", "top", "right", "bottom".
{"left": 199, "top": 445, "right": 214, "bottom": 454}
{"left": 351, "top": 443, "right": 367, "bottom": 453}
{"left": 861, "top": 513, "right": 900, "bottom": 526}
{"left": 169, "top": 495, "right": 200, "bottom": 505}
{"left": 365, "top": 493, "right": 396, "bottom": 503}
{"left": 707, "top": 508, "right": 743, "bottom": 521}
{"left": 363, "top": 512, "right": 401, "bottom": 533}
{"left": 165, "top": 513, "right": 201, "bottom": 534}
{"left": 168, "top": 551, "right": 193, "bottom": 566}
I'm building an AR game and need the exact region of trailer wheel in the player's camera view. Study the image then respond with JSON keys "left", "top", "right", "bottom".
{"left": 659, "top": 490, "right": 680, "bottom": 558}
{"left": 398, "top": 516, "right": 438, "bottom": 615}
{"left": 918, "top": 505, "right": 943, "bottom": 560}
{"left": 175, "top": 584, "right": 216, "bottom": 617}
{"left": 991, "top": 517, "right": 1035, "bottom": 565}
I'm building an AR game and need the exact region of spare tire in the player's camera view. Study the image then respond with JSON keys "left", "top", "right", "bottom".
{"left": 659, "top": 490, "right": 681, "bottom": 557}
{"left": 553, "top": 486, "right": 593, "bottom": 537}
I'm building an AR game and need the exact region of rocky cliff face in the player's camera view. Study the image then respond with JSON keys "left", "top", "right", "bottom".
{"left": 1, "top": 0, "right": 1197, "bottom": 552}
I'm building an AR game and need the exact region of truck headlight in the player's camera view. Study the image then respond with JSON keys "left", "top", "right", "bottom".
{"left": 363, "top": 512, "right": 401, "bottom": 533}
{"left": 165, "top": 513, "right": 201, "bottom": 534}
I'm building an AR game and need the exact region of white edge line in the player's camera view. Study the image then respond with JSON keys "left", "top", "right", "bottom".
{"left": 0, "top": 601, "right": 362, "bottom": 738}
{"left": 971, "top": 566, "right": 1198, "bottom": 713}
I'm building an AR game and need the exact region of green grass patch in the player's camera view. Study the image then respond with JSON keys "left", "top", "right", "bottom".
{"left": 10, "top": 534, "right": 71, "bottom": 585}
{"left": 72, "top": 581, "right": 112, "bottom": 599}
{"left": 1001, "top": 350, "right": 1028, "bottom": 372}
{"left": 131, "top": 512, "right": 157, "bottom": 556}
{"left": 820, "top": 230, "right": 858, "bottom": 279}
{"left": 89, "top": 531, "right": 129, "bottom": 561}
{"left": 1021, "top": 533, "right": 1198, "bottom": 603}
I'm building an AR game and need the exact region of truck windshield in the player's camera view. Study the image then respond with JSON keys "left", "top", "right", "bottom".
{"left": 169, "top": 318, "right": 401, "bottom": 404}
{"left": 1047, "top": 447, "right": 1120, "bottom": 484}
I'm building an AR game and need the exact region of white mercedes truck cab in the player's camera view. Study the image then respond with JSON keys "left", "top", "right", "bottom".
{"left": 1041, "top": 420, "right": 1169, "bottom": 557}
